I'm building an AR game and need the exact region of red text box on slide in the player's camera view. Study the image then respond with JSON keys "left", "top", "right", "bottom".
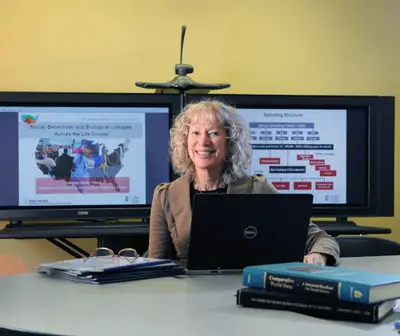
{"left": 320, "top": 170, "right": 337, "bottom": 177}
{"left": 260, "top": 158, "right": 281, "bottom": 164}
{"left": 35, "top": 177, "right": 130, "bottom": 194}
{"left": 315, "top": 165, "right": 331, "bottom": 171}
{"left": 309, "top": 159, "right": 325, "bottom": 165}
{"left": 293, "top": 182, "right": 312, "bottom": 190}
{"left": 315, "top": 182, "right": 334, "bottom": 190}
{"left": 297, "top": 154, "right": 314, "bottom": 160}
{"left": 272, "top": 182, "right": 290, "bottom": 190}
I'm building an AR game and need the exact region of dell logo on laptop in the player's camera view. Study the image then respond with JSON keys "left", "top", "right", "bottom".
{"left": 77, "top": 211, "right": 89, "bottom": 216}
{"left": 244, "top": 226, "right": 257, "bottom": 239}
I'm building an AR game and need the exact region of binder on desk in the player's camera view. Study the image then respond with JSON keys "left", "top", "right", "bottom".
{"left": 37, "top": 257, "right": 185, "bottom": 284}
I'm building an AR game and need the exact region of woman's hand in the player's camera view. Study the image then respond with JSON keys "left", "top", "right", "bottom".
{"left": 303, "top": 253, "right": 327, "bottom": 265}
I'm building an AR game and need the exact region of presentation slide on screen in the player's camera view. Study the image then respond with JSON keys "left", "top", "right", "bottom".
{"left": 18, "top": 108, "right": 146, "bottom": 206}
{"left": 238, "top": 109, "right": 347, "bottom": 204}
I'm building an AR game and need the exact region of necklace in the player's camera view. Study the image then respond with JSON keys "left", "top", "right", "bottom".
{"left": 194, "top": 182, "right": 226, "bottom": 193}
{"left": 192, "top": 175, "right": 226, "bottom": 192}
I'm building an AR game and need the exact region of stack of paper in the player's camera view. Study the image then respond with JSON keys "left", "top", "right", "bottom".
{"left": 37, "top": 257, "right": 185, "bottom": 284}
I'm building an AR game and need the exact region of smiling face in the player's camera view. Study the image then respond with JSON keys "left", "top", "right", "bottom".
{"left": 187, "top": 108, "right": 227, "bottom": 173}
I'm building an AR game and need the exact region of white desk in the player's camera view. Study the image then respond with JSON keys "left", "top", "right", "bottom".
{"left": 0, "top": 256, "right": 399, "bottom": 336}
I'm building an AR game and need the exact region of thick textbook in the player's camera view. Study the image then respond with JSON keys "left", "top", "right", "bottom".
{"left": 236, "top": 287, "right": 396, "bottom": 324}
{"left": 242, "top": 262, "right": 400, "bottom": 304}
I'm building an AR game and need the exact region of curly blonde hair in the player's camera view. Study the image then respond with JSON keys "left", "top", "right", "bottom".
{"left": 169, "top": 99, "right": 252, "bottom": 185}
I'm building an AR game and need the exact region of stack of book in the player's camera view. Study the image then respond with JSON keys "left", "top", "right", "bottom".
{"left": 37, "top": 256, "right": 185, "bottom": 284}
{"left": 236, "top": 262, "right": 400, "bottom": 323}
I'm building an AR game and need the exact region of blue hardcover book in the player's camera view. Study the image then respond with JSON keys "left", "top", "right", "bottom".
{"left": 242, "top": 262, "right": 400, "bottom": 304}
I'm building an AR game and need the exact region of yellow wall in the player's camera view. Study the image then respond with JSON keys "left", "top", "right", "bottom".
{"left": 0, "top": 0, "right": 398, "bottom": 268}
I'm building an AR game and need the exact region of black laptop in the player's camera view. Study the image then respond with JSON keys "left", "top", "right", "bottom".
{"left": 186, "top": 193, "right": 314, "bottom": 274}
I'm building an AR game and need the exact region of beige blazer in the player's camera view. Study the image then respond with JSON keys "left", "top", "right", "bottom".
{"left": 148, "top": 174, "right": 340, "bottom": 266}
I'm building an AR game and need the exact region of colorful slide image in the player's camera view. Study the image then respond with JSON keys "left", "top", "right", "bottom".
{"left": 18, "top": 111, "right": 146, "bottom": 206}
{"left": 238, "top": 109, "right": 347, "bottom": 204}
{"left": 33, "top": 137, "right": 131, "bottom": 194}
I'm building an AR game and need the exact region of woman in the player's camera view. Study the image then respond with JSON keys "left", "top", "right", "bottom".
{"left": 149, "top": 99, "right": 340, "bottom": 266}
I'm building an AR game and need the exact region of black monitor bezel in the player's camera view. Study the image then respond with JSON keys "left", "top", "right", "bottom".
{"left": 0, "top": 91, "right": 181, "bottom": 221}
{"left": 186, "top": 93, "right": 395, "bottom": 218}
